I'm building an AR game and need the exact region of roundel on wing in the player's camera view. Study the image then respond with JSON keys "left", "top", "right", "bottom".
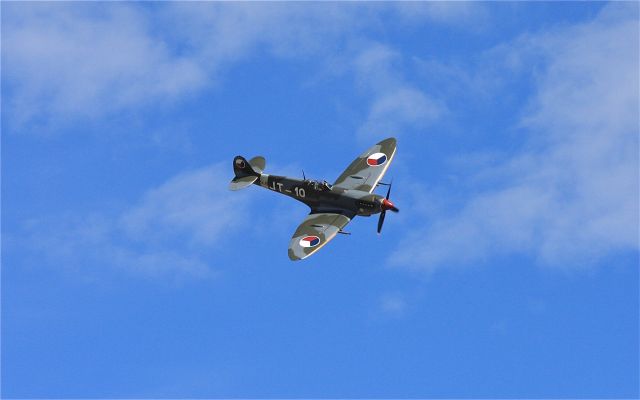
{"left": 235, "top": 159, "right": 246, "bottom": 168}
{"left": 299, "top": 235, "right": 321, "bottom": 248}
{"left": 367, "top": 152, "right": 387, "bottom": 166}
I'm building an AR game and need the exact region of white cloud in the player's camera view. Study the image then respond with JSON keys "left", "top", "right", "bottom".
{"left": 353, "top": 44, "right": 446, "bottom": 140}
{"left": 2, "top": 2, "right": 480, "bottom": 132}
{"left": 162, "top": 2, "right": 365, "bottom": 60}
{"left": 392, "top": 2, "right": 488, "bottom": 28}
{"left": 390, "top": 3, "right": 639, "bottom": 272}
{"left": 359, "top": 86, "right": 445, "bottom": 139}
{"left": 3, "top": 3, "right": 208, "bottom": 128}
{"left": 120, "top": 164, "right": 248, "bottom": 247}
{"left": 19, "top": 163, "right": 248, "bottom": 281}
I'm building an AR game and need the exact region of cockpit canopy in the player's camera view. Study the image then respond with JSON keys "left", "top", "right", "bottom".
{"left": 308, "top": 179, "right": 332, "bottom": 191}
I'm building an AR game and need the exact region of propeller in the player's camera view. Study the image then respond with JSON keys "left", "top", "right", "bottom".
{"left": 377, "top": 180, "right": 399, "bottom": 234}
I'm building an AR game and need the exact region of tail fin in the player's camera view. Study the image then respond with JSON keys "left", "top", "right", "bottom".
{"left": 247, "top": 156, "right": 265, "bottom": 174}
{"left": 229, "top": 155, "right": 266, "bottom": 191}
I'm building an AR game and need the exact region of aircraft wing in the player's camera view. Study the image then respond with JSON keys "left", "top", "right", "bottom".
{"left": 288, "top": 212, "right": 351, "bottom": 261}
{"left": 333, "top": 137, "right": 397, "bottom": 193}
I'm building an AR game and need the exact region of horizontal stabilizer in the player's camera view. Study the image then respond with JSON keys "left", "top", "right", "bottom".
{"left": 229, "top": 175, "right": 258, "bottom": 191}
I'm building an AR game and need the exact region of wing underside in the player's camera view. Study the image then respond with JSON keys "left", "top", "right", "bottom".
{"left": 288, "top": 212, "right": 351, "bottom": 261}
{"left": 333, "top": 137, "right": 397, "bottom": 193}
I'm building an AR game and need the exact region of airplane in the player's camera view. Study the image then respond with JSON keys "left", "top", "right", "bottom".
{"left": 229, "top": 137, "right": 398, "bottom": 260}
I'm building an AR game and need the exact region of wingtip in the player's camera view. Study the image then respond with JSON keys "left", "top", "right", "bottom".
{"left": 378, "top": 137, "right": 397, "bottom": 145}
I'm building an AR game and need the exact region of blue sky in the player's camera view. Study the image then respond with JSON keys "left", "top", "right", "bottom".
{"left": 2, "top": 2, "right": 638, "bottom": 398}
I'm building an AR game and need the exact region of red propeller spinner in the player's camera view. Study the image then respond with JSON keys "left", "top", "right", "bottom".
{"left": 381, "top": 198, "right": 399, "bottom": 212}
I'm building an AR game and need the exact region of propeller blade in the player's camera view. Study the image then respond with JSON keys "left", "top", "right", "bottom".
{"left": 385, "top": 179, "right": 392, "bottom": 199}
{"left": 377, "top": 210, "right": 387, "bottom": 234}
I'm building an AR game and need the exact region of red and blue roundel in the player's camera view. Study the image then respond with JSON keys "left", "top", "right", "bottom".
{"left": 367, "top": 152, "right": 387, "bottom": 166}
{"left": 300, "top": 235, "right": 320, "bottom": 248}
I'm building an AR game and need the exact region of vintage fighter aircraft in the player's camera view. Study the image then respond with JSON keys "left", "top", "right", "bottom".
{"left": 229, "top": 137, "right": 398, "bottom": 260}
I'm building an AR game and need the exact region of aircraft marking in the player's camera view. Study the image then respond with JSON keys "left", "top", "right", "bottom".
{"left": 366, "top": 152, "right": 387, "bottom": 166}
{"left": 269, "top": 181, "right": 284, "bottom": 192}
{"left": 294, "top": 187, "right": 306, "bottom": 198}
{"left": 299, "top": 236, "right": 320, "bottom": 247}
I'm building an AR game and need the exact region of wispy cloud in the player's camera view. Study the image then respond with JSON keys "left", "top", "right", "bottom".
{"left": 378, "top": 293, "right": 407, "bottom": 318}
{"left": 2, "top": 3, "right": 208, "bottom": 129}
{"left": 2, "top": 2, "right": 483, "bottom": 132}
{"left": 392, "top": 2, "right": 489, "bottom": 28}
{"left": 390, "top": 3, "right": 639, "bottom": 272}
{"left": 16, "top": 163, "right": 249, "bottom": 281}
{"left": 120, "top": 164, "right": 248, "bottom": 247}
{"left": 353, "top": 44, "right": 446, "bottom": 140}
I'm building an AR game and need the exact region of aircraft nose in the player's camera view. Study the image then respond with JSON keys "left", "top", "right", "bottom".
{"left": 382, "top": 198, "right": 399, "bottom": 213}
